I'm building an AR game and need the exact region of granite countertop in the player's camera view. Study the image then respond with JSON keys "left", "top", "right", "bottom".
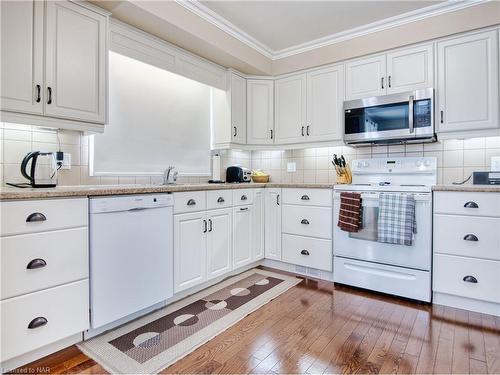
{"left": 0, "top": 182, "right": 336, "bottom": 200}
{"left": 432, "top": 184, "right": 500, "bottom": 193}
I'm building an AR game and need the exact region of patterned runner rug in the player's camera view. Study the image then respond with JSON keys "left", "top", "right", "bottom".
{"left": 78, "top": 269, "right": 300, "bottom": 374}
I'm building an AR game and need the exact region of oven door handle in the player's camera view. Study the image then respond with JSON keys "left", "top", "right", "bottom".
{"left": 408, "top": 95, "right": 414, "bottom": 134}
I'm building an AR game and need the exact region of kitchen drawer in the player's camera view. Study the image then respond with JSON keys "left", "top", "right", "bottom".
{"left": 1, "top": 228, "right": 88, "bottom": 300}
{"left": 434, "top": 192, "right": 500, "bottom": 217}
{"left": 282, "top": 188, "right": 332, "bottom": 207}
{"left": 282, "top": 205, "right": 332, "bottom": 239}
{"left": 174, "top": 191, "right": 206, "bottom": 214}
{"left": 434, "top": 214, "right": 500, "bottom": 261}
{"left": 233, "top": 189, "right": 254, "bottom": 206}
{"left": 334, "top": 256, "right": 431, "bottom": 302}
{"left": 0, "top": 279, "right": 89, "bottom": 362}
{"left": 282, "top": 234, "right": 332, "bottom": 271}
{"left": 0, "top": 198, "right": 88, "bottom": 236}
{"left": 207, "top": 190, "right": 233, "bottom": 210}
{"left": 433, "top": 254, "right": 500, "bottom": 303}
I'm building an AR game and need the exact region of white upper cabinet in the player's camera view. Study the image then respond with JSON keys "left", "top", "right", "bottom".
{"left": 0, "top": 0, "right": 44, "bottom": 115}
{"left": 437, "top": 30, "right": 499, "bottom": 133}
{"left": 44, "top": 1, "right": 107, "bottom": 123}
{"left": 247, "top": 80, "right": 274, "bottom": 145}
{"left": 345, "top": 55, "right": 386, "bottom": 100}
{"left": 386, "top": 44, "right": 434, "bottom": 94}
{"left": 230, "top": 72, "right": 247, "bottom": 144}
{"left": 306, "top": 65, "right": 344, "bottom": 142}
{"left": 275, "top": 74, "right": 307, "bottom": 144}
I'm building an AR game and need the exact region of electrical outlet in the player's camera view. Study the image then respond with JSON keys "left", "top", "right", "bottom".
{"left": 491, "top": 156, "right": 500, "bottom": 171}
{"left": 287, "top": 162, "right": 296, "bottom": 172}
{"left": 57, "top": 152, "right": 71, "bottom": 170}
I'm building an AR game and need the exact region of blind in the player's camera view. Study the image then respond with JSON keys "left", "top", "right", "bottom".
{"left": 90, "top": 51, "right": 212, "bottom": 176}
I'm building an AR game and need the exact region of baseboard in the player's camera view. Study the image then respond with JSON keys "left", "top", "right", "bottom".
{"left": 433, "top": 292, "right": 500, "bottom": 316}
{"left": 1, "top": 333, "right": 82, "bottom": 373}
{"left": 261, "top": 259, "right": 334, "bottom": 282}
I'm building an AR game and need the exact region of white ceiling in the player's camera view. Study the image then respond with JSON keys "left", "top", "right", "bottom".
{"left": 199, "top": 1, "right": 442, "bottom": 53}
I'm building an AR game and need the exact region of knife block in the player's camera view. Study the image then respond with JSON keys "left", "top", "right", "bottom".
{"left": 336, "top": 165, "right": 352, "bottom": 184}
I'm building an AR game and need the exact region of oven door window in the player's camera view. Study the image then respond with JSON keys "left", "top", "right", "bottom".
{"left": 345, "top": 102, "right": 409, "bottom": 134}
{"left": 349, "top": 206, "right": 379, "bottom": 242}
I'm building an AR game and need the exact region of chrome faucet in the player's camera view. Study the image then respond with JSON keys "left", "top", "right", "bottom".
{"left": 163, "top": 166, "right": 178, "bottom": 185}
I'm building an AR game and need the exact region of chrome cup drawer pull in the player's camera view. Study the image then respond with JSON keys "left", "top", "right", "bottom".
{"left": 26, "top": 212, "right": 46, "bottom": 222}
{"left": 463, "top": 234, "right": 479, "bottom": 242}
{"left": 464, "top": 201, "right": 479, "bottom": 208}
{"left": 300, "top": 249, "right": 310, "bottom": 256}
{"left": 26, "top": 258, "right": 47, "bottom": 269}
{"left": 187, "top": 199, "right": 196, "bottom": 206}
{"left": 28, "top": 317, "right": 48, "bottom": 329}
{"left": 301, "top": 219, "right": 310, "bottom": 225}
{"left": 463, "top": 275, "right": 478, "bottom": 283}
{"left": 301, "top": 195, "right": 310, "bottom": 201}
{"left": 217, "top": 197, "right": 225, "bottom": 203}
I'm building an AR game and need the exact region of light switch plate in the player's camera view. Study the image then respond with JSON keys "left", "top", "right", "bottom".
{"left": 287, "top": 162, "right": 296, "bottom": 172}
{"left": 491, "top": 156, "right": 500, "bottom": 171}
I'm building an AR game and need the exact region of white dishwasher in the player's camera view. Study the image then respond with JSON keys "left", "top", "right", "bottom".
{"left": 89, "top": 194, "right": 174, "bottom": 329}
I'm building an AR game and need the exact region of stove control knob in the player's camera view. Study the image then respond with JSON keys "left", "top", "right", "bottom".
{"left": 362, "top": 161, "right": 370, "bottom": 167}
{"left": 356, "top": 162, "right": 362, "bottom": 168}
{"left": 424, "top": 160, "right": 431, "bottom": 167}
{"left": 416, "top": 160, "right": 423, "bottom": 167}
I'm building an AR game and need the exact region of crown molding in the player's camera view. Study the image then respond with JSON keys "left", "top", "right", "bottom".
{"left": 176, "top": 0, "right": 490, "bottom": 61}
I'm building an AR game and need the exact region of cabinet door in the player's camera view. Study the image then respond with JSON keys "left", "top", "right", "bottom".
{"left": 231, "top": 73, "right": 247, "bottom": 144}
{"left": 247, "top": 80, "right": 274, "bottom": 145}
{"left": 437, "top": 30, "right": 499, "bottom": 133}
{"left": 174, "top": 212, "right": 207, "bottom": 293}
{"left": 386, "top": 44, "right": 434, "bottom": 94}
{"left": 232, "top": 205, "right": 253, "bottom": 269}
{"left": 345, "top": 55, "right": 386, "bottom": 100}
{"left": 206, "top": 208, "right": 232, "bottom": 280}
{"left": 275, "top": 74, "right": 307, "bottom": 144}
{"left": 252, "top": 189, "right": 265, "bottom": 261}
{"left": 265, "top": 188, "right": 282, "bottom": 261}
{"left": 45, "top": 1, "right": 107, "bottom": 123}
{"left": 306, "top": 65, "right": 344, "bottom": 142}
{"left": 0, "top": 0, "right": 43, "bottom": 114}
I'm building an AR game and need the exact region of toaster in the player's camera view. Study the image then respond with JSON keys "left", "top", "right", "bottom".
{"left": 226, "top": 166, "right": 252, "bottom": 183}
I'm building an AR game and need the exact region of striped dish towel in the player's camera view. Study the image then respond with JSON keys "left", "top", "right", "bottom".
{"left": 337, "top": 192, "right": 362, "bottom": 232}
{"left": 377, "top": 193, "right": 417, "bottom": 246}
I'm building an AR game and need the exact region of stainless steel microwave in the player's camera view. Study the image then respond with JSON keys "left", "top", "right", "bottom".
{"left": 343, "top": 88, "right": 435, "bottom": 145}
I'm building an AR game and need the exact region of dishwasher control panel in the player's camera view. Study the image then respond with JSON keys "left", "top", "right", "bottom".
{"left": 90, "top": 193, "right": 173, "bottom": 213}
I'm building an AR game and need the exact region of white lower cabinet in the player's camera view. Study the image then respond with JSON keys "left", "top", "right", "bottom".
{"left": 206, "top": 208, "right": 232, "bottom": 280}
{"left": 252, "top": 189, "right": 265, "bottom": 261}
{"left": 233, "top": 205, "right": 253, "bottom": 269}
{"left": 265, "top": 188, "right": 282, "bottom": 261}
{"left": 433, "top": 191, "right": 500, "bottom": 316}
{"left": 174, "top": 211, "right": 207, "bottom": 293}
{"left": 282, "top": 234, "right": 332, "bottom": 272}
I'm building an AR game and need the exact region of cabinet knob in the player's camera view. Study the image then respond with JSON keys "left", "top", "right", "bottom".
{"left": 300, "top": 249, "right": 310, "bottom": 256}
{"left": 241, "top": 195, "right": 247, "bottom": 201}
{"left": 463, "top": 275, "right": 478, "bottom": 283}
{"left": 187, "top": 199, "right": 196, "bottom": 206}
{"left": 233, "top": 126, "right": 237, "bottom": 137}
{"left": 301, "top": 195, "right": 310, "bottom": 201}
{"left": 26, "top": 258, "right": 47, "bottom": 270}
{"left": 203, "top": 219, "right": 207, "bottom": 233}
{"left": 28, "top": 317, "right": 48, "bottom": 329}
{"left": 463, "top": 234, "right": 479, "bottom": 242}
{"left": 47, "top": 87, "right": 52, "bottom": 104}
{"left": 26, "top": 212, "right": 46, "bottom": 222}
{"left": 301, "top": 126, "right": 305, "bottom": 136}
{"left": 217, "top": 197, "right": 225, "bottom": 203}
{"left": 301, "top": 219, "right": 310, "bottom": 225}
{"left": 464, "top": 201, "right": 479, "bottom": 208}
{"left": 35, "top": 84, "right": 41, "bottom": 103}
{"left": 240, "top": 207, "right": 248, "bottom": 211}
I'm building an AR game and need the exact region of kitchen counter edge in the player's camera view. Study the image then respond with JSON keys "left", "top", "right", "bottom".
{"left": 0, "top": 183, "right": 337, "bottom": 200}
{"left": 432, "top": 184, "right": 500, "bottom": 193}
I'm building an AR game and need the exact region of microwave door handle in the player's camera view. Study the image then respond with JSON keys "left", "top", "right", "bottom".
{"left": 408, "top": 95, "right": 414, "bottom": 134}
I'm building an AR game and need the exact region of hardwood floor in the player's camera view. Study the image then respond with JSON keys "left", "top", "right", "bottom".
{"left": 12, "top": 268, "right": 500, "bottom": 374}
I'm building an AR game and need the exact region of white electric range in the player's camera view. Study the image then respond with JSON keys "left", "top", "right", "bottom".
{"left": 333, "top": 157, "right": 437, "bottom": 302}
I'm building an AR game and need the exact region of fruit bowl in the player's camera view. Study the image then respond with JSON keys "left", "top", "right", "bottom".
{"left": 251, "top": 174, "right": 270, "bottom": 183}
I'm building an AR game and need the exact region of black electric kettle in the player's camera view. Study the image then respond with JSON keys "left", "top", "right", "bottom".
{"left": 20, "top": 151, "right": 58, "bottom": 188}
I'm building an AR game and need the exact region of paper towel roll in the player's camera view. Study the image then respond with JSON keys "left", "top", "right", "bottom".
{"left": 212, "top": 154, "right": 221, "bottom": 181}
